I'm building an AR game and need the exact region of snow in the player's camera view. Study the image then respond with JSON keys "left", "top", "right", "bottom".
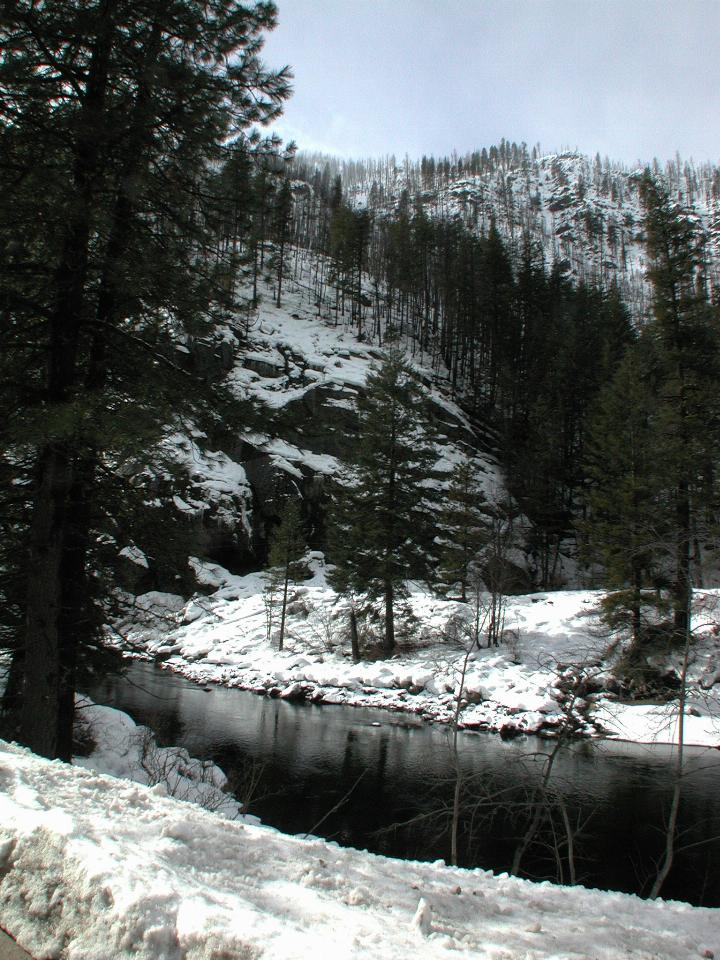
{"left": 151, "top": 432, "right": 253, "bottom": 536}
{"left": 74, "top": 697, "right": 243, "bottom": 820}
{"left": 340, "top": 151, "right": 720, "bottom": 325}
{"left": 1, "top": 739, "right": 718, "bottom": 960}
{"left": 221, "top": 268, "right": 504, "bottom": 499}
{"left": 110, "top": 557, "right": 720, "bottom": 749}
{"left": 118, "top": 545, "right": 149, "bottom": 569}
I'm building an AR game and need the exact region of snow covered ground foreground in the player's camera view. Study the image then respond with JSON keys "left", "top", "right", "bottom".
{"left": 0, "top": 739, "right": 718, "bottom": 960}
{"left": 115, "top": 557, "right": 720, "bottom": 748}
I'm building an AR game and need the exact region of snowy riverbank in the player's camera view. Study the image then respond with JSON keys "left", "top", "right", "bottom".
{"left": 112, "top": 556, "right": 720, "bottom": 748}
{"left": 0, "top": 738, "right": 717, "bottom": 960}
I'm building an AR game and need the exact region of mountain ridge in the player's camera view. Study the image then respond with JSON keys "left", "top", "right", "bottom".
{"left": 292, "top": 146, "right": 720, "bottom": 319}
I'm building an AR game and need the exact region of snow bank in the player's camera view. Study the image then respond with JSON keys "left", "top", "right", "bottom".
{"left": 0, "top": 740, "right": 717, "bottom": 960}
{"left": 74, "top": 697, "right": 243, "bottom": 820}
{"left": 111, "top": 559, "right": 720, "bottom": 748}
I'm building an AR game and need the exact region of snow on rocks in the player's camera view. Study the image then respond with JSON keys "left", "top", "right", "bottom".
{"left": 0, "top": 739, "right": 718, "bottom": 960}
{"left": 111, "top": 558, "right": 720, "bottom": 748}
{"left": 74, "top": 697, "right": 242, "bottom": 820}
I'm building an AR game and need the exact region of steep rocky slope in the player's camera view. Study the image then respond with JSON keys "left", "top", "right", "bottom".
{"left": 118, "top": 260, "right": 505, "bottom": 598}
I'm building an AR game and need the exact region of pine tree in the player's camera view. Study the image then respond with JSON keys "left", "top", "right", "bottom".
{"left": 437, "top": 458, "right": 489, "bottom": 601}
{"left": 273, "top": 176, "right": 294, "bottom": 308}
{"left": 0, "top": 0, "right": 291, "bottom": 760}
{"left": 328, "top": 348, "right": 435, "bottom": 653}
{"left": 639, "top": 172, "right": 720, "bottom": 634}
{"left": 583, "top": 342, "right": 667, "bottom": 646}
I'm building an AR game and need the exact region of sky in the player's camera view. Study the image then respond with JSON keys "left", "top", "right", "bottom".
{"left": 260, "top": 0, "right": 720, "bottom": 167}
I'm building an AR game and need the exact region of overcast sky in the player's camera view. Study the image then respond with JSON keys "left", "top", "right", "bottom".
{"left": 260, "top": 0, "right": 720, "bottom": 167}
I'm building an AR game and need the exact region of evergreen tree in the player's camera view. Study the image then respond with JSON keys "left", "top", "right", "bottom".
{"left": 328, "top": 348, "right": 435, "bottom": 652}
{"left": 0, "top": 0, "right": 291, "bottom": 760}
{"left": 437, "top": 458, "right": 489, "bottom": 601}
{"left": 273, "top": 175, "right": 294, "bottom": 308}
{"left": 582, "top": 342, "right": 667, "bottom": 646}
{"left": 639, "top": 172, "right": 720, "bottom": 634}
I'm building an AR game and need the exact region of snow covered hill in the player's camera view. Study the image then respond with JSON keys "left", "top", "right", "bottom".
{"left": 121, "top": 259, "right": 505, "bottom": 596}
{"left": 329, "top": 149, "right": 720, "bottom": 319}
{"left": 0, "top": 739, "right": 717, "bottom": 960}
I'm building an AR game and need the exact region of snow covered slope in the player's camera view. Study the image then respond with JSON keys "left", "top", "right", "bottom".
{"left": 0, "top": 739, "right": 717, "bottom": 960}
{"left": 112, "top": 558, "right": 720, "bottom": 748}
{"left": 334, "top": 150, "right": 720, "bottom": 319}
{"left": 121, "top": 260, "right": 504, "bottom": 591}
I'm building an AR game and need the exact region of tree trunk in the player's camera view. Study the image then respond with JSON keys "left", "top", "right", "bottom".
{"left": 276, "top": 237, "right": 285, "bottom": 307}
{"left": 383, "top": 578, "right": 395, "bottom": 653}
{"left": 649, "top": 608, "right": 690, "bottom": 899}
{"left": 21, "top": 446, "right": 74, "bottom": 760}
{"left": 674, "top": 476, "right": 691, "bottom": 635}
{"left": 511, "top": 744, "right": 561, "bottom": 877}
{"left": 631, "top": 566, "right": 643, "bottom": 649}
{"left": 278, "top": 567, "right": 289, "bottom": 651}
{"left": 450, "top": 645, "right": 471, "bottom": 866}
{"left": 17, "top": 5, "right": 116, "bottom": 760}
{"left": 349, "top": 601, "right": 360, "bottom": 663}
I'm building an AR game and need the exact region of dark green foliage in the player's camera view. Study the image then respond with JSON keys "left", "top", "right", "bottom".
{"left": 503, "top": 270, "right": 635, "bottom": 586}
{"left": 436, "top": 458, "right": 489, "bottom": 601}
{"left": 582, "top": 173, "right": 720, "bottom": 659}
{"left": 272, "top": 176, "right": 294, "bottom": 307}
{"left": 582, "top": 342, "right": 668, "bottom": 645}
{"left": 329, "top": 202, "right": 372, "bottom": 330}
{"left": 328, "top": 348, "right": 435, "bottom": 652}
{"left": 268, "top": 499, "right": 307, "bottom": 574}
{"left": 301, "top": 181, "right": 636, "bottom": 581}
{"left": 0, "top": 0, "right": 291, "bottom": 759}
{"left": 638, "top": 172, "right": 720, "bottom": 633}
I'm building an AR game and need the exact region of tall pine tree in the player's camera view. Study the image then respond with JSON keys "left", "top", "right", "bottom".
{"left": 639, "top": 172, "right": 720, "bottom": 634}
{"left": 0, "top": 0, "right": 291, "bottom": 759}
{"left": 436, "top": 457, "right": 489, "bottom": 601}
{"left": 583, "top": 341, "right": 666, "bottom": 646}
{"left": 328, "top": 348, "right": 435, "bottom": 652}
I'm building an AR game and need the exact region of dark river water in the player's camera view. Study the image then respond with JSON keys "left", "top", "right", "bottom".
{"left": 85, "top": 659, "right": 720, "bottom": 907}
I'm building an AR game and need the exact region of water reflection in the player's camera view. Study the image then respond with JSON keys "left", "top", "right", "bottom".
{"left": 86, "top": 659, "right": 720, "bottom": 906}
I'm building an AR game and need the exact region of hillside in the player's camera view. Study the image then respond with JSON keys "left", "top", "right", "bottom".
{"left": 302, "top": 147, "right": 720, "bottom": 320}
{"left": 121, "top": 259, "right": 507, "bottom": 597}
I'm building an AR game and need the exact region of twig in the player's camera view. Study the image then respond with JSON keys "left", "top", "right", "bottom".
{"left": 303, "top": 769, "right": 367, "bottom": 839}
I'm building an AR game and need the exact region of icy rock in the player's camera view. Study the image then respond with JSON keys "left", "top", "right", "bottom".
{"left": 412, "top": 897, "right": 433, "bottom": 937}
{"left": 280, "top": 682, "right": 310, "bottom": 701}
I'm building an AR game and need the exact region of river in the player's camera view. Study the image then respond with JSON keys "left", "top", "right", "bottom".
{"left": 85, "top": 658, "right": 720, "bottom": 907}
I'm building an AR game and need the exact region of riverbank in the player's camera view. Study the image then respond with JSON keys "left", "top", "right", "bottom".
{"left": 111, "top": 556, "right": 720, "bottom": 748}
{"left": 1, "top": 738, "right": 717, "bottom": 960}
